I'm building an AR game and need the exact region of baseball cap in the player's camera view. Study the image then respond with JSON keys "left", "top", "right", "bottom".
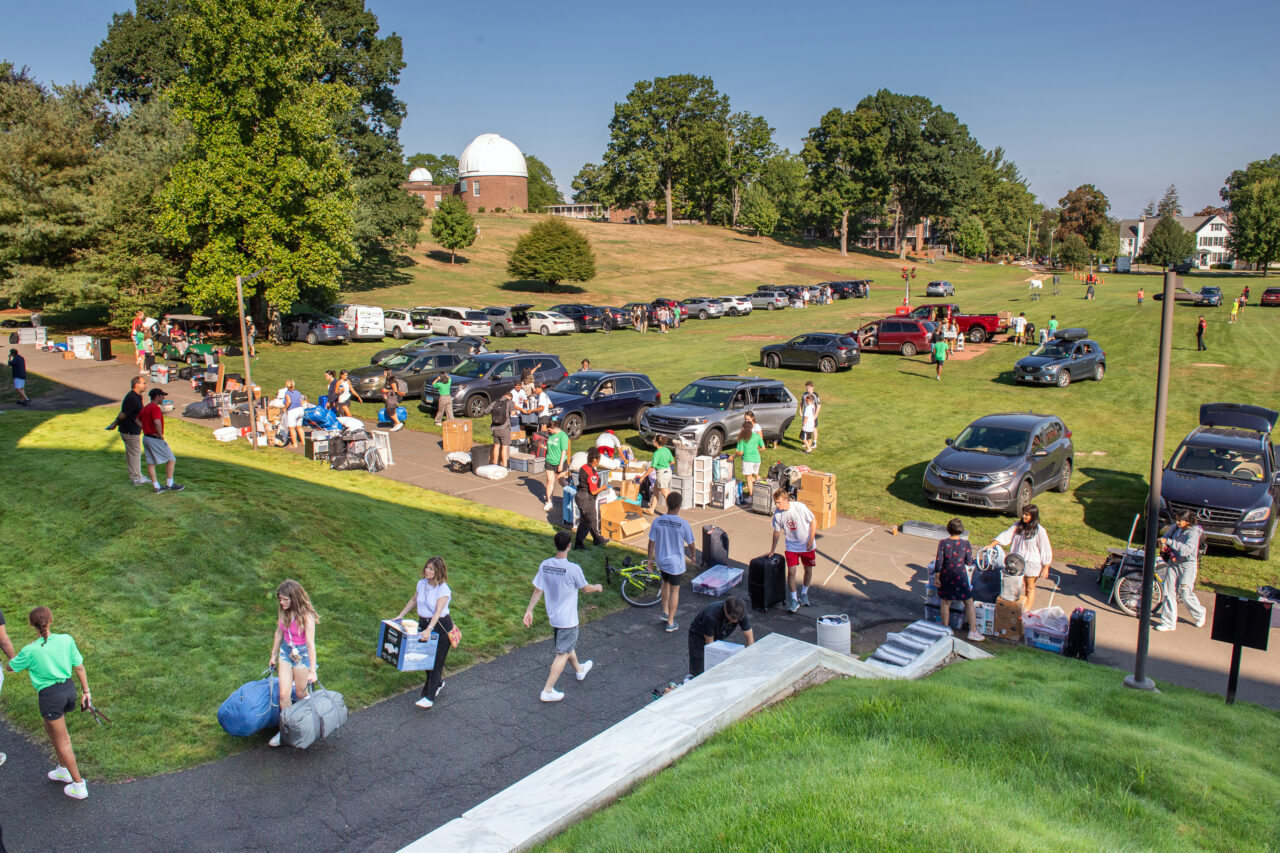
{"left": 149, "top": 388, "right": 168, "bottom": 399}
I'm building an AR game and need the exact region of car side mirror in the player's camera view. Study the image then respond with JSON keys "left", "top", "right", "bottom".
{"left": 944, "top": 437, "right": 953, "bottom": 446}
{"left": 1071, "top": 353, "right": 1079, "bottom": 359}
{"left": 1033, "top": 449, "right": 1048, "bottom": 458}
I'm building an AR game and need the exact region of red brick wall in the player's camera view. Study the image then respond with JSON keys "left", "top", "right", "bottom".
{"left": 459, "top": 175, "right": 527, "bottom": 213}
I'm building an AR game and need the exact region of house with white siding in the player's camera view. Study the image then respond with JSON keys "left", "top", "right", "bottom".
{"left": 1118, "top": 214, "right": 1233, "bottom": 269}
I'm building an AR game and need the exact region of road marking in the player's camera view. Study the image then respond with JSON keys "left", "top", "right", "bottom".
{"left": 824, "top": 529, "right": 872, "bottom": 585}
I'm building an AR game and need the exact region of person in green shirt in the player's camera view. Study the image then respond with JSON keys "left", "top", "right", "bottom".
{"left": 932, "top": 333, "right": 948, "bottom": 381}
{"left": 543, "top": 419, "right": 571, "bottom": 511}
{"left": 649, "top": 435, "right": 675, "bottom": 514}
{"left": 432, "top": 373, "right": 453, "bottom": 424}
{"left": 8, "top": 606, "right": 92, "bottom": 800}
{"left": 1046, "top": 315, "right": 1059, "bottom": 341}
{"left": 730, "top": 422, "right": 765, "bottom": 499}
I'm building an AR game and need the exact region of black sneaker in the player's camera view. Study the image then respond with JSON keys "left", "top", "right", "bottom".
{"left": 154, "top": 485, "right": 164, "bottom": 494}
{"left": 166, "top": 483, "right": 186, "bottom": 492}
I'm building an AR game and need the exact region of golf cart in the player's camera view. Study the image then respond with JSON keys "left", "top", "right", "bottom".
{"left": 157, "top": 315, "right": 224, "bottom": 365}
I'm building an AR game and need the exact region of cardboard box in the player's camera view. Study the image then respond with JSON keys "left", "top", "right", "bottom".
{"left": 63, "top": 350, "right": 76, "bottom": 360}
{"left": 814, "top": 504, "right": 836, "bottom": 530}
{"left": 443, "top": 419, "right": 473, "bottom": 453}
{"left": 376, "top": 620, "right": 439, "bottom": 671}
{"left": 800, "top": 470, "right": 836, "bottom": 495}
{"left": 705, "top": 640, "right": 744, "bottom": 670}
{"left": 625, "top": 461, "right": 649, "bottom": 476}
{"left": 993, "top": 598, "right": 1025, "bottom": 641}
{"left": 600, "top": 500, "right": 650, "bottom": 541}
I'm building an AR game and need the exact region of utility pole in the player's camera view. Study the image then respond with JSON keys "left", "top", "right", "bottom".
{"left": 1025, "top": 217, "right": 1032, "bottom": 259}
{"left": 236, "top": 268, "right": 267, "bottom": 450}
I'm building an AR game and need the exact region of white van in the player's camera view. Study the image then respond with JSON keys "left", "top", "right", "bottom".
{"left": 327, "top": 304, "right": 385, "bottom": 341}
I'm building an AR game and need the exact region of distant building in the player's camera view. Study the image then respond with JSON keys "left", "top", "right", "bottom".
{"left": 401, "top": 133, "right": 528, "bottom": 214}
{"left": 801, "top": 218, "right": 938, "bottom": 253}
{"left": 1118, "top": 214, "right": 1233, "bottom": 269}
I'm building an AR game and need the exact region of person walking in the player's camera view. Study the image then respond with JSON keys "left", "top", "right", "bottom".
{"left": 934, "top": 519, "right": 984, "bottom": 642}
{"left": 573, "top": 448, "right": 606, "bottom": 550}
{"left": 522, "top": 531, "right": 602, "bottom": 703}
{"left": 8, "top": 607, "right": 93, "bottom": 799}
{"left": 986, "top": 504, "right": 1053, "bottom": 603}
{"left": 729, "top": 421, "right": 765, "bottom": 497}
{"left": 282, "top": 379, "right": 305, "bottom": 447}
{"left": 1229, "top": 297, "right": 1239, "bottom": 324}
{"left": 324, "top": 370, "right": 338, "bottom": 410}
{"left": 133, "top": 317, "right": 148, "bottom": 373}
{"left": 109, "top": 375, "right": 150, "bottom": 485}
{"left": 800, "top": 392, "right": 818, "bottom": 452}
{"left": 687, "top": 598, "right": 755, "bottom": 679}
{"left": 432, "top": 372, "right": 453, "bottom": 424}
{"left": 648, "top": 434, "right": 674, "bottom": 515}
{"left": 931, "top": 332, "right": 948, "bottom": 381}
{"left": 245, "top": 316, "right": 257, "bottom": 360}
{"left": 6, "top": 349, "right": 29, "bottom": 406}
{"left": 1046, "top": 315, "right": 1059, "bottom": 339}
{"left": 804, "top": 381, "right": 822, "bottom": 449}
{"left": 484, "top": 389, "right": 514, "bottom": 467}
{"left": 336, "top": 369, "right": 360, "bottom": 418}
{"left": 138, "top": 389, "right": 185, "bottom": 493}
{"left": 1154, "top": 510, "right": 1208, "bottom": 632}
{"left": 1196, "top": 315, "right": 1207, "bottom": 351}
{"left": 381, "top": 368, "right": 407, "bottom": 432}
{"left": 394, "top": 556, "right": 456, "bottom": 708}
{"left": 648, "top": 491, "right": 696, "bottom": 633}
{"left": 267, "top": 580, "right": 318, "bottom": 748}
{"left": 1012, "top": 313, "right": 1027, "bottom": 346}
{"left": 1137, "top": 287, "right": 1144, "bottom": 307}
{"left": 0, "top": 605, "right": 19, "bottom": 773}
{"left": 543, "top": 418, "right": 570, "bottom": 511}
{"left": 769, "top": 488, "right": 817, "bottom": 613}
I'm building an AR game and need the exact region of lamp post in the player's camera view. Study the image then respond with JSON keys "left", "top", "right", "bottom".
{"left": 236, "top": 268, "right": 266, "bottom": 451}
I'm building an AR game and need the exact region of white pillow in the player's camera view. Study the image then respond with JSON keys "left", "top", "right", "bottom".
{"left": 474, "top": 464, "right": 508, "bottom": 480}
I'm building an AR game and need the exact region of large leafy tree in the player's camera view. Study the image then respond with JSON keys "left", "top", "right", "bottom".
{"left": 801, "top": 106, "right": 889, "bottom": 257}
{"left": 1221, "top": 154, "right": 1280, "bottom": 276}
{"left": 723, "top": 112, "right": 777, "bottom": 228}
{"left": 1140, "top": 214, "right": 1196, "bottom": 267}
{"left": 506, "top": 217, "right": 595, "bottom": 290}
{"left": 758, "top": 151, "right": 809, "bottom": 234}
{"left": 739, "top": 185, "right": 779, "bottom": 244}
{"left": 963, "top": 147, "right": 1039, "bottom": 256}
{"left": 1058, "top": 233, "right": 1090, "bottom": 270}
{"left": 952, "top": 214, "right": 988, "bottom": 259}
{"left": 430, "top": 196, "right": 476, "bottom": 263}
{"left": 156, "top": 0, "right": 357, "bottom": 314}
{"left": 91, "top": 0, "right": 189, "bottom": 105}
{"left": 525, "top": 154, "right": 563, "bottom": 212}
{"left": 1057, "top": 184, "right": 1111, "bottom": 250}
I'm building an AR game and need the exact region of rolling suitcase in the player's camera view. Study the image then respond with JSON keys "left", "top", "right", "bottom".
{"left": 748, "top": 553, "right": 787, "bottom": 611}
{"left": 562, "top": 482, "right": 580, "bottom": 527}
{"left": 701, "top": 525, "right": 729, "bottom": 568}
{"left": 1063, "top": 607, "right": 1096, "bottom": 660}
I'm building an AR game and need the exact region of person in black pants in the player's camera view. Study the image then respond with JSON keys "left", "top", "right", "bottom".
{"left": 1196, "top": 315, "right": 1207, "bottom": 351}
{"left": 687, "top": 597, "right": 755, "bottom": 678}
{"left": 393, "top": 556, "right": 455, "bottom": 709}
{"left": 574, "top": 448, "right": 606, "bottom": 550}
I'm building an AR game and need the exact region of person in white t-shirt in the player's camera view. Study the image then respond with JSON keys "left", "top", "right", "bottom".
{"left": 510, "top": 385, "right": 528, "bottom": 432}
{"left": 595, "top": 429, "right": 622, "bottom": 459}
{"left": 800, "top": 393, "right": 818, "bottom": 454}
{"left": 769, "top": 489, "right": 817, "bottom": 613}
{"left": 528, "top": 384, "right": 553, "bottom": 429}
{"left": 648, "top": 492, "right": 696, "bottom": 634}
{"left": 394, "top": 556, "right": 455, "bottom": 709}
{"left": 523, "top": 531, "right": 602, "bottom": 702}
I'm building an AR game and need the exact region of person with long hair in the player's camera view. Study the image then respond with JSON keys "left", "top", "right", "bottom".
{"left": 394, "top": 556, "right": 456, "bottom": 708}
{"left": 336, "top": 370, "right": 360, "bottom": 418}
{"left": 986, "top": 504, "right": 1054, "bottom": 603}
{"left": 8, "top": 607, "right": 92, "bottom": 799}
{"left": 267, "top": 580, "right": 318, "bottom": 748}
{"left": 729, "top": 421, "right": 765, "bottom": 498}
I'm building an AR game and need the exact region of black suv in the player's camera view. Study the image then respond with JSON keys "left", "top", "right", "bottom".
{"left": 550, "top": 304, "right": 605, "bottom": 332}
{"left": 1160, "top": 403, "right": 1279, "bottom": 560}
{"left": 760, "top": 333, "right": 861, "bottom": 372}
{"left": 545, "top": 370, "right": 662, "bottom": 438}
{"left": 421, "top": 350, "right": 569, "bottom": 419}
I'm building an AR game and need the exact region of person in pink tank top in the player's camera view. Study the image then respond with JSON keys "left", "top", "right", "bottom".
{"left": 268, "top": 579, "right": 318, "bottom": 748}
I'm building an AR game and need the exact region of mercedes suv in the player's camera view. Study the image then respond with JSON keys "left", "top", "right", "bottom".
{"left": 1160, "top": 403, "right": 1278, "bottom": 560}
{"left": 639, "top": 375, "right": 796, "bottom": 456}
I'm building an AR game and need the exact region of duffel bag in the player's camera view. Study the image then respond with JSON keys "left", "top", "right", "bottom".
{"left": 184, "top": 400, "right": 218, "bottom": 419}
{"left": 303, "top": 405, "right": 341, "bottom": 430}
{"left": 279, "top": 685, "right": 348, "bottom": 749}
{"left": 217, "top": 670, "right": 280, "bottom": 736}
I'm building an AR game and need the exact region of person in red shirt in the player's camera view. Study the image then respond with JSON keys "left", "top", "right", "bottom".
{"left": 136, "top": 389, "right": 185, "bottom": 493}
{"left": 574, "top": 448, "right": 606, "bottom": 550}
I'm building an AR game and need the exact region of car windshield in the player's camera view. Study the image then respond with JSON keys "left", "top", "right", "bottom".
{"left": 381, "top": 354, "right": 413, "bottom": 369}
{"left": 551, "top": 375, "right": 596, "bottom": 397}
{"left": 451, "top": 358, "right": 493, "bottom": 379}
{"left": 1031, "top": 341, "right": 1074, "bottom": 357}
{"left": 671, "top": 383, "right": 735, "bottom": 410}
{"left": 1170, "top": 445, "right": 1267, "bottom": 482}
{"left": 953, "top": 425, "right": 1031, "bottom": 456}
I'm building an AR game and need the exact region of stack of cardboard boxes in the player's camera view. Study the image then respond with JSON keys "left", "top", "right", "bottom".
{"left": 442, "top": 420, "right": 472, "bottom": 454}
{"left": 797, "top": 471, "right": 837, "bottom": 530}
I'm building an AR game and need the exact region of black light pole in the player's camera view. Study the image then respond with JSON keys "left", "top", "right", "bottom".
{"left": 1125, "top": 268, "right": 1178, "bottom": 692}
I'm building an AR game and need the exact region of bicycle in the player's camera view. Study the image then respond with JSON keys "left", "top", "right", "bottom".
{"left": 604, "top": 555, "right": 663, "bottom": 607}
{"left": 1103, "top": 513, "right": 1167, "bottom": 618}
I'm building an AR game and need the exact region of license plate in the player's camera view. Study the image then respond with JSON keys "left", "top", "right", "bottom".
{"left": 951, "top": 491, "right": 968, "bottom": 501}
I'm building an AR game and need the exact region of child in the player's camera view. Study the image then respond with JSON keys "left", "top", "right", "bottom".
{"left": 800, "top": 392, "right": 818, "bottom": 453}
{"left": 932, "top": 333, "right": 948, "bottom": 381}
{"left": 933, "top": 519, "right": 983, "bottom": 642}
{"left": 522, "top": 531, "right": 602, "bottom": 702}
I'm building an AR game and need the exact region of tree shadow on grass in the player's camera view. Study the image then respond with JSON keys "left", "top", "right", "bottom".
{"left": 424, "top": 250, "right": 471, "bottom": 265}
{"left": 885, "top": 460, "right": 935, "bottom": 513}
{"left": 1076, "top": 466, "right": 1149, "bottom": 540}
{"left": 341, "top": 252, "right": 416, "bottom": 293}
{"left": 499, "top": 280, "right": 585, "bottom": 295}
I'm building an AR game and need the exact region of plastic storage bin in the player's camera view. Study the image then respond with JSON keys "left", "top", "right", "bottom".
{"left": 691, "top": 565, "right": 744, "bottom": 597}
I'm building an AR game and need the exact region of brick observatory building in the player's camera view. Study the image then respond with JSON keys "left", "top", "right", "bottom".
{"left": 400, "top": 133, "right": 528, "bottom": 214}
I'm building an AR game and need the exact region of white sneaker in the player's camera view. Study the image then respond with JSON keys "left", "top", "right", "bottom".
{"left": 1153, "top": 625, "right": 1174, "bottom": 632}
{"left": 414, "top": 696, "right": 434, "bottom": 709}
{"left": 540, "top": 688, "right": 564, "bottom": 702}
{"left": 64, "top": 780, "right": 88, "bottom": 800}
{"left": 132, "top": 477, "right": 150, "bottom": 486}
{"left": 1194, "top": 614, "right": 1206, "bottom": 629}
{"left": 543, "top": 501, "right": 553, "bottom": 511}
{"left": 0, "top": 752, "right": 5, "bottom": 768}
{"left": 391, "top": 423, "right": 403, "bottom": 432}
{"left": 576, "top": 660, "right": 593, "bottom": 681}
{"left": 268, "top": 732, "right": 282, "bottom": 747}
{"left": 48, "top": 766, "right": 73, "bottom": 783}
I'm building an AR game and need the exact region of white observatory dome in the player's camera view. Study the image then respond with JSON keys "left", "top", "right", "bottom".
{"left": 458, "top": 134, "right": 528, "bottom": 178}
{"left": 408, "top": 167, "right": 433, "bottom": 183}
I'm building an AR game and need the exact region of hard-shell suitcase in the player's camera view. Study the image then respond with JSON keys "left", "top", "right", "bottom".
{"left": 279, "top": 686, "right": 348, "bottom": 749}
{"left": 1063, "top": 607, "right": 1096, "bottom": 660}
{"left": 562, "top": 482, "right": 580, "bottom": 527}
{"left": 702, "top": 525, "right": 729, "bottom": 568}
{"left": 748, "top": 553, "right": 787, "bottom": 611}
{"left": 750, "top": 480, "right": 778, "bottom": 515}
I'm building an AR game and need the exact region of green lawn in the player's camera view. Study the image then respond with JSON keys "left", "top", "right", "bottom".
{"left": 1, "top": 368, "right": 55, "bottom": 403}
{"left": 541, "top": 648, "right": 1280, "bottom": 852}
{"left": 0, "top": 409, "right": 622, "bottom": 779}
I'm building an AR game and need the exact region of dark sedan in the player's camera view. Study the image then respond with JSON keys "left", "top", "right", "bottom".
{"left": 829, "top": 280, "right": 871, "bottom": 299}
{"left": 760, "top": 333, "right": 860, "bottom": 372}
{"left": 369, "top": 336, "right": 488, "bottom": 365}
{"left": 545, "top": 370, "right": 662, "bottom": 439}
{"left": 1152, "top": 286, "right": 1219, "bottom": 306}
{"left": 350, "top": 350, "right": 468, "bottom": 399}
{"left": 1013, "top": 332, "right": 1105, "bottom": 387}
{"left": 282, "top": 313, "right": 351, "bottom": 345}
{"left": 551, "top": 304, "right": 605, "bottom": 332}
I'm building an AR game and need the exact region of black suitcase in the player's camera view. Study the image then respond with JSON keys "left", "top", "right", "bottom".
{"left": 701, "top": 525, "right": 729, "bottom": 568}
{"left": 1063, "top": 608, "right": 1096, "bottom": 660}
{"left": 970, "top": 566, "right": 1001, "bottom": 603}
{"left": 748, "top": 554, "right": 787, "bottom": 611}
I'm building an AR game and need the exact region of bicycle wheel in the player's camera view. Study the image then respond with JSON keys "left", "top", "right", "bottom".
{"left": 621, "top": 570, "right": 663, "bottom": 607}
{"left": 1115, "top": 574, "right": 1163, "bottom": 617}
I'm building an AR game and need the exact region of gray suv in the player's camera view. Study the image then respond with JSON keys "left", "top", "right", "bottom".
{"left": 639, "top": 375, "right": 797, "bottom": 456}
{"left": 679, "top": 297, "right": 725, "bottom": 319}
{"left": 421, "top": 350, "right": 568, "bottom": 419}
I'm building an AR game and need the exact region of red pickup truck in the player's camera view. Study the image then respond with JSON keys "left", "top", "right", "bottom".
{"left": 908, "top": 304, "right": 1033, "bottom": 343}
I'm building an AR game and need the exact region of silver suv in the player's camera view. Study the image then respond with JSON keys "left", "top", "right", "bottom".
{"left": 750, "top": 290, "right": 789, "bottom": 311}
{"left": 639, "top": 375, "right": 797, "bottom": 456}
{"left": 679, "top": 297, "right": 726, "bottom": 319}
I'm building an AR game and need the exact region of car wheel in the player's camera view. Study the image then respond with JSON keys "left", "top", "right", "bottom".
{"left": 464, "top": 394, "right": 488, "bottom": 419}
{"left": 699, "top": 310, "right": 708, "bottom": 320}
{"left": 447, "top": 326, "right": 458, "bottom": 336}
{"left": 562, "top": 413, "right": 584, "bottom": 440}
{"left": 900, "top": 342, "right": 917, "bottom": 357}
{"left": 728, "top": 308, "right": 738, "bottom": 317}
{"left": 818, "top": 356, "right": 837, "bottom": 373}
{"left": 539, "top": 325, "right": 550, "bottom": 336}
{"left": 1013, "top": 479, "right": 1032, "bottom": 512}
{"left": 765, "top": 353, "right": 781, "bottom": 369}
{"left": 306, "top": 331, "right": 318, "bottom": 345}
{"left": 186, "top": 354, "right": 200, "bottom": 366}
{"left": 700, "top": 429, "right": 724, "bottom": 457}
{"left": 1255, "top": 541, "right": 1271, "bottom": 561}
{"left": 392, "top": 327, "right": 403, "bottom": 340}
{"left": 968, "top": 327, "right": 986, "bottom": 344}
{"left": 1093, "top": 363, "right": 1105, "bottom": 382}
{"left": 1055, "top": 460, "right": 1072, "bottom": 493}
{"left": 492, "top": 324, "right": 507, "bottom": 338}
{"left": 633, "top": 404, "right": 651, "bottom": 431}
{"left": 1056, "top": 371, "right": 1071, "bottom": 388}
{"left": 767, "top": 303, "right": 776, "bottom": 311}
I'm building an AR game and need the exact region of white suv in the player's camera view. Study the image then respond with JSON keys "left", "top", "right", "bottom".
{"left": 717, "top": 296, "right": 753, "bottom": 316}
{"left": 426, "top": 307, "right": 492, "bottom": 337}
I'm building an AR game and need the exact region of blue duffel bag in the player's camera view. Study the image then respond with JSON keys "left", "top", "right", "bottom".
{"left": 218, "top": 670, "right": 282, "bottom": 736}
{"left": 303, "top": 405, "right": 341, "bottom": 431}
{"left": 377, "top": 405, "right": 408, "bottom": 426}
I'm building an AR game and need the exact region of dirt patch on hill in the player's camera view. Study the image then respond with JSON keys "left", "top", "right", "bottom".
{"left": 728, "top": 334, "right": 785, "bottom": 341}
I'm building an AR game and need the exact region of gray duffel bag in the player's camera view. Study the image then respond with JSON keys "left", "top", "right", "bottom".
{"left": 279, "top": 686, "right": 348, "bottom": 749}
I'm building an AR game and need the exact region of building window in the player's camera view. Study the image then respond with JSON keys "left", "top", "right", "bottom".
{"left": 434, "top": 193, "right": 442, "bottom": 205}
{"left": 460, "top": 180, "right": 467, "bottom": 192}
{"left": 473, "top": 181, "right": 480, "bottom": 197}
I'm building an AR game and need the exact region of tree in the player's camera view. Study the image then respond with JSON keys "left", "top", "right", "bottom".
{"left": 1058, "top": 233, "right": 1090, "bottom": 270}
{"left": 1194, "top": 204, "right": 1227, "bottom": 218}
{"left": 1221, "top": 154, "right": 1280, "bottom": 276}
{"left": 1094, "top": 218, "right": 1120, "bottom": 262}
{"left": 602, "top": 75, "right": 729, "bottom": 228}
{"left": 525, "top": 154, "right": 563, "bottom": 212}
{"left": 1140, "top": 214, "right": 1197, "bottom": 268}
{"left": 758, "top": 151, "right": 809, "bottom": 234}
{"left": 1057, "top": 184, "right": 1111, "bottom": 249}
{"left": 722, "top": 112, "right": 776, "bottom": 227}
{"left": 961, "top": 147, "right": 1038, "bottom": 257}
{"left": 953, "top": 214, "right": 987, "bottom": 259}
{"left": 430, "top": 196, "right": 476, "bottom": 263}
{"left": 506, "top": 217, "right": 596, "bottom": 290}
{"left": 91, "top": 0, "right": 189, "bottom": 105}
{"left": 1157, "top": 184, "right": 1181, "bottom": 217}
{"left": 801, "top": 106, "right": 889, "bottom": 257}
{"left": 1142, "top": 199, "right": 1156, "bottom": 217}
{"left": 406, "top": 152, "right": 458, "bottom": 185}
{"left": 156, "top": 0, "right": 357, "bottom": 314}
{"left": 739, "top": 186, "right": 778, "bottom": 243}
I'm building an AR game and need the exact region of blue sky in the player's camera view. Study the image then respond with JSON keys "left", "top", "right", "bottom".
{"left": 5, "top": 0, "right": 1278, "bottom": 217}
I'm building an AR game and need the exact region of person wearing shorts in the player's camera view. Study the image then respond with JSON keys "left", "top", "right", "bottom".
{"left": 803, "top": 382, "right": 822, "bottom": 449}
{"left": 648, "top": 491, "right": 696, "bottom": 633}
{"left": 485, "top": 390, "right": 514, "bottom": 466}
{"left": 543, "top": 418, "right": 570, "bottom": 511}
{"left": 731, "top": 422, "right": 765, "bottom": 501}
{"left": 800, "top": 392, "right": 818, "bottom": 453}
{"left": 523, "top": 531, "right": 602, "bottom": 703}
{"left": 382, "top": 369, "right": 407, "bottom": 432}
{"left": 7, "top": 349, "right": 29, "bottom": 406}
{"left": 9, "top": 607, "right": 92, "bottom": 800}
{"left": 138, "top": 388, "right": 184, "bottom": 493}
{"left": 267, "top": 580, "right": 318, "bottom": 748}
{"left": 769, "top": 489, "right": 816, "bottom": 612}
{"left": 336, "top": 370, "right": 360, "bottom": 418}
{"left": 649, "top": 435, "right": 674, "bottom": 514}
{"left": 282, "top": 380, "right": 305, "bottom": 447}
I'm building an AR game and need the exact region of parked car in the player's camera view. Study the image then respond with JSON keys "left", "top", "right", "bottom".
{"left": 828, "top": 280, "right": 871, "bottom": 299}
{"left": 639, "top": 375, "right": 796, "bottom": 456}
{"left": 1159, "top": 403, "right": 1279, "bottom": 560}
{"left": 853, "top": 318, "right": 937, "bottom": 356}
{"left": 1262, "top": 287, "right": 1280, "bottom": 306}
{"left": 550, "top": 304, "right": 604, "bottom": 332}
{"left": 716, "top": 296, "right": 753, "bottom": 316}
{"left": 925, "top": 280, "right": 955, "bottom": 297}
{"left": 481, "top": 304, "right": 533, "bottom": 337}
{"left": 1199, "top": 286, "right": 1223, "bottom": 306}
{"left": 369, "top": 336, "right": 488, "bottom": 365}
{"left": 750, "top": 290, "right": 790, "bottom": 311}
{"left": 326, "top": 304, "right": 385, "bottom": 341}
{"left": 349, "top": 350, "right": 468, "bottom": 399}
{"left": 679, "top": 297, "right": 726, "bottom": 320}
{"left": 1152, "top": 286, "right": 1218, "bottom": 306}
{"left": 1098, "top": 264, "right": 1111, "bottom": 273}
{"left": 382, "top": 308, "right": 432, "bottom": 339}
{"left": 545, "top": 370, "right": 662, "bottom": 439}
{"left": 421, "top": 350, "right": 568, "bottom": 419}
{"left": 650, "top": 298, "right": 690, "bottom": 320}
{"left": 425, "top": 307, "right": 492, "bottom": 337}
{"left": 907, "top": 304, "right": 1029, "bottom": 344}
{"left": 1013, "top": 330, "right": 1106, "bottom": 387}
{"left": 760, "top": 333, "right": 860, "bottom": 372}
{"left": 282, "top": 313, "right": 352, "bottom": 345}
{"left": 527, "top": 310, "right": 577, "bottom": 336}
{"left": 923, "top": 412, "right": 1074, "bottom": 513}
{"left": 157, "top": 314, "right": 222, "bottom": 364}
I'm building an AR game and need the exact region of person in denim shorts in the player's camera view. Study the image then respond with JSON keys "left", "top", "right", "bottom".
{"left": 268, "top": 580, "right": 318, "bottom": 748}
